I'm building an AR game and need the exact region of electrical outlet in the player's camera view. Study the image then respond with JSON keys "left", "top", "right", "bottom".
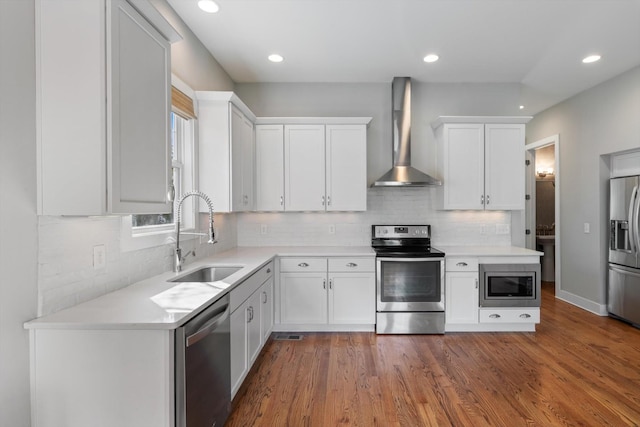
{"left": 93, "top": 244, "right": 106, "bottom": 270}
{"left": 328, "top": 224, "right": 335, "bottom": 234}
{"left": 261, "top": 224, "right": 268, "bottom": 235}
{"left": 496, "top": 224, "right": 510, "bottom": 235}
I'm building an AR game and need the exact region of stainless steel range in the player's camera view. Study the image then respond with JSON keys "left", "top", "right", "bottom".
{"left": 372, "top": 225, "right": 445, "bottom": 334}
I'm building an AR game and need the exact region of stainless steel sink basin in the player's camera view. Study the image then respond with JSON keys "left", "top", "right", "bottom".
{"left": 169, "top": 266, "right": 242, "bottom": 283}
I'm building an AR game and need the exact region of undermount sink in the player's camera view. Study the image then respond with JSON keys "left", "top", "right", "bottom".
{"left": 169, "top": 266, "right": 242, "bottom": 283}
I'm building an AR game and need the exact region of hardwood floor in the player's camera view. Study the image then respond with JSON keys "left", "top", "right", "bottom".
{"left": 227, "top": 283, "right": 640, "bottom": 426}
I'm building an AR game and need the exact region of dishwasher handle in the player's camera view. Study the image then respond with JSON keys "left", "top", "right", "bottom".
{"left": 185, "top": 304, "right": 230, "bottom": 347}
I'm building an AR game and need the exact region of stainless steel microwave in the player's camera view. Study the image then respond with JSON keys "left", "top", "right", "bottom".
{"left": 479, "top": 264, "right": 541, "bottom": 307}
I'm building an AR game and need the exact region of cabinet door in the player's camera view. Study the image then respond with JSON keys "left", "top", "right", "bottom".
{"left": 280, "top": 272, "right": 328, "bottom": 324}
{"left": 284, "top": 125, "right": 326, "bottom": 211}
{"left": 329, "top": 273, "right": 375, "bottom": 324}
{"left": 442, "top": 124, "right": 485, "bottom": 210}
{"left": 261, "top": 277, "right": 275, "bottom": 342}
{"left": 109, "top": 0, "right": 171, "bottom": 214}
{"left": 247, "top": 290, "right": 262, "bottom": 366}
{"left": 231, "top": 106, "right": 254, "bottom": 211}
{"left": 230, "top": 303, "right": 248, "bottom": 397}
{"left": 256, "top": 125, "right": 285, "bottom": 211}
{"left": 484, "top": 124, "right": 525, "bottom": 210}
{"left": 445, "top": 272, "right": 479, "bottom": 324}
{"left": 325, "top": 125, "right": 367, "bottom": 211}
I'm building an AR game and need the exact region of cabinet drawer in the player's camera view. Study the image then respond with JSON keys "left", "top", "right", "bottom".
{"left": 230, "top": 261, "right": 274, "bottom": 312}
{"left": 479, "top": 308, "right": 540, "bottom": 323}
{"left": 280, "top": 257, "right": 327, "bottom": 272}
{"left": 446, "top": 257, "right": 479, "bottom": 272}
{"left": 328, "top": 257, "right": 375, "bottom": 273}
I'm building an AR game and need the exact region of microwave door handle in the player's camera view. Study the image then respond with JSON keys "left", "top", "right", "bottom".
{"left": 628, "top": 185, "right": 638, "bottom": 253}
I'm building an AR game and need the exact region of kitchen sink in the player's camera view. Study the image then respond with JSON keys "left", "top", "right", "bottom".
{"left": 169, "top": 266, "right": 242, "bottom": 283}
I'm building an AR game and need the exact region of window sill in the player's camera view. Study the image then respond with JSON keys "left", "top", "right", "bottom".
{"left": 120, "top": 216, "right": 196, "bottom": 252}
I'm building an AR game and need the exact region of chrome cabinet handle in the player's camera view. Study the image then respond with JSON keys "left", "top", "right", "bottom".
{"left": 329, "top": 279, "right": 333, "bottom": 289}
{"left": 298, "top": 262, "right": 309, "bottom": 267}
{"left": 486, "top": 194, "right": 490, "bottom": 205}
{"left": 519, "top": 313, "right": 531, "bottom": 319}
{"left": 456, "top": 262, "right": 468, "bottom": 267}
{"left": 323, "top": 279, "right": 326, "bottom": 289}
{"left": 489, "top": 313, "right": 501, "bottom": 319}
{"left": 481, "top": 195, "right": 484, "bottom": 205}
{"left": 321, "top": 195, "right": 325, "bottom": 206}
{"left": 346, "top": 262, "right": 357, "bottom": 268}
{"left": 280, "top": 195, "right": 284, "bottom": 206}
{"left": 475, "top": 278, "right": 478, "bottom": 289}
{"left": 327, "top": 196, "right": 331, "bottom": 206}
{"left": 262, "top": 291, "right": 267, "bottom": 304}
{"left": 267, "top": 268, "right": 272, "bottom": 274}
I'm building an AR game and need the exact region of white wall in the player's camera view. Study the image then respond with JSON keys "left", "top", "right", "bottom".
{"left": 235, "top": 81, "right": 523, "bottom": 246}
{"left": 527, "top": 65, "right": 640, "bottom": 311}
{"left": 0, "top": 1, "right": 38, "bottom": 426}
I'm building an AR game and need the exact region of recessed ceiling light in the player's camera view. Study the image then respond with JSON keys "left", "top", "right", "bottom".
{"left": 268, "top": 54, "right": 284, "bottom": 63}
{"left": 198, "top": 0, "right": 219, "bottom": 13}
{"left": 582, "top": 54, "right": 601, "bottom": 64}
{"left": 519, "top": 105, "right": 525, "bottom": 110}
{"left": 423, "top": 54, "right": 439, "bottom": 63}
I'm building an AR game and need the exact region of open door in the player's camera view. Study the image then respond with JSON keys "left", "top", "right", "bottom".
{"left": 525, "top": 149, "right": 536, "bottom": 250}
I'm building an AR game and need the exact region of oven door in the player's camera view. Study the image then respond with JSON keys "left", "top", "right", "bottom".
{"left": 376, "top": 257, "right": 444, "bottom": 312}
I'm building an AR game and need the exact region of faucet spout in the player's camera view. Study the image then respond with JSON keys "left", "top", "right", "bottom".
{"left": 175, "top": 191, "right": 216, "bottom": 272}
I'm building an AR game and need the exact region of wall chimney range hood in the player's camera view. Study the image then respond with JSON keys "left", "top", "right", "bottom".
{"left": 372, "top": 77, "right": 441, "bottom": 187}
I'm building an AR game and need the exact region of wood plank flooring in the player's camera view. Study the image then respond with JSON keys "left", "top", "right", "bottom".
{"left": 227, "top": 283, "right": 640, "bottom": 426}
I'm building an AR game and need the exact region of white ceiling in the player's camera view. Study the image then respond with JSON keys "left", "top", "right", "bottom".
{"left": 167, "top": 0, "right": 640, "bottom": 113}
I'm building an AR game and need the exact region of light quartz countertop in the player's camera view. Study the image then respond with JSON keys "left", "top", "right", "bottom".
{"left": 24, "top": 245, "right": 539, "bottom": 331}
{"left": 24, "top": 246, "right": 374, "bottom": 331}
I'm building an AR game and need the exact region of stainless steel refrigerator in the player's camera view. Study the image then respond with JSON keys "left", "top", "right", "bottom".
{"left": 608, "top": 176, "right": 640, "bottom": 326}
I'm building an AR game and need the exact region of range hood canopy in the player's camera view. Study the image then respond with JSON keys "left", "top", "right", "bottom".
{"left": 372, "top": 77, "right": 441, "bottom": 187}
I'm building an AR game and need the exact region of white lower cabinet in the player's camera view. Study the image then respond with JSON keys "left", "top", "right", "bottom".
{"left": 445, "top": 272, "right": 479, "bottom": 325}
{"left": 230, "top": 262, "right": 274, "bottom": 398}
{"left": 278, "top": 257, "right": 375, "bottom": 330}
{"left": 479, "top": 308, "right": 540, "bottom": 323}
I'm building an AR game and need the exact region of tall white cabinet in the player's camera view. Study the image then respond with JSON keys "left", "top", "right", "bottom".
{"left": 432, "top": 116, "right": 532, "bottom": 211}
{"left": 36, "top": 0, "right": 180, "bottom": 215}
{"left": 255, "top": 118, "right": 371, "bottom": 212}
{"left": 196, "top": 92, "right": 256, "bottom": 212}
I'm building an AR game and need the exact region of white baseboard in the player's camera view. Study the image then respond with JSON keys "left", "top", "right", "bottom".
{"left": 556, "top": 290, "right": 608, "bottom": 316}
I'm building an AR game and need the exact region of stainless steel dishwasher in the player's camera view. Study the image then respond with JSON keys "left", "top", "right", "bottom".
{"left": 175, "top": 294, "right": 231, "bottom": 427}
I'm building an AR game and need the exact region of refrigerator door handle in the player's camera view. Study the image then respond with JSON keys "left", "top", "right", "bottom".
{"left": 628, "top": 185, "right": 638, "bottom": 253}
{"left": 634, "top": 186, "right": 640, "bottom": 254}
{"left": 610, "top": 265, "right": 640, "bottom": 279}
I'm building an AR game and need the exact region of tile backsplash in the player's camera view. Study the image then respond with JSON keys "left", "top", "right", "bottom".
{"left": 37, "top": 213, "right": 237, "bottom": 316}
{"left": 238, "top": 187, "right": 512, "bottom": 247}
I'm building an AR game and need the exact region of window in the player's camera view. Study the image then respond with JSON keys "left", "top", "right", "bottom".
{"left": 121, "top": 77, "right": 198, "bottom": 252}
{"left": 131, "top": 112, "right": 194, "bottom": 231}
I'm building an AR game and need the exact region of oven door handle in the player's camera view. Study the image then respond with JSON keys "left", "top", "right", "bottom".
{"left": 185, "top": 304, "right": 230, "bottom": 347}
{"left": 377, "top": 257, "right": 444, "bottom": 262}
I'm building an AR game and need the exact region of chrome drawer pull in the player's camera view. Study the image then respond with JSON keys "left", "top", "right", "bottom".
{"left": 298, "top": 262, "right": 309, "bottom": 267}
{"left": 267, "top": 268, "right": 272, "bottom": 274}
{"left": 456, "top": 262, "right": 468, "bottom": 267}
{"left": 346, "top": 262, "right": 357, "bottom": 267}
{"left": 519, "top": 313, "right": 531, "bottom": 319}
{"left": 489, "top": 314, "right": 501, "bottom": 319}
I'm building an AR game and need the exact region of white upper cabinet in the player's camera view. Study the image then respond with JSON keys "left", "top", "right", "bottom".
{"left": 284, "top": 124, "right": 327, "bottom": 211}
{"left": 36, "top": 0, "right": 179, "bottom": 215}
{"left": 255, "top": 125, "right": 285, "bottom": 211}
{"left": 196, "top": 92, "right": 256, "bottom": 212}
{"left": 433, "top": 116, "right": 531, "bottom": 211}
{"left": 256, "top": 118, "right": 371, "bottom": 212}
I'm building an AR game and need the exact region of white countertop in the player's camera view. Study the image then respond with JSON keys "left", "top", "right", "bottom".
{"left": 25, "top": 245, "right": 538, "bottom": 331}
{"left": 24, "top": 246, "right": 374, "bottom": 331}
{"left": 437, "top": 245, "right": 543, "bottom": 257}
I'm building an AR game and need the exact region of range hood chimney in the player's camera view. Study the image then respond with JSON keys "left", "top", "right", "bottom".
{"left": 372, "top": 77, "right": 441, "bottom": 187}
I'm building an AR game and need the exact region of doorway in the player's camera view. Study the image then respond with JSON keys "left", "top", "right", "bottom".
{"left": 525, "top": 135, "right": 560, "bottom": 297}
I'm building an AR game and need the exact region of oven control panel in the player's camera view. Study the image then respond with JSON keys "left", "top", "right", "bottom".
{"left": 372, "top": 225, "right": 431, "bottom": 239}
